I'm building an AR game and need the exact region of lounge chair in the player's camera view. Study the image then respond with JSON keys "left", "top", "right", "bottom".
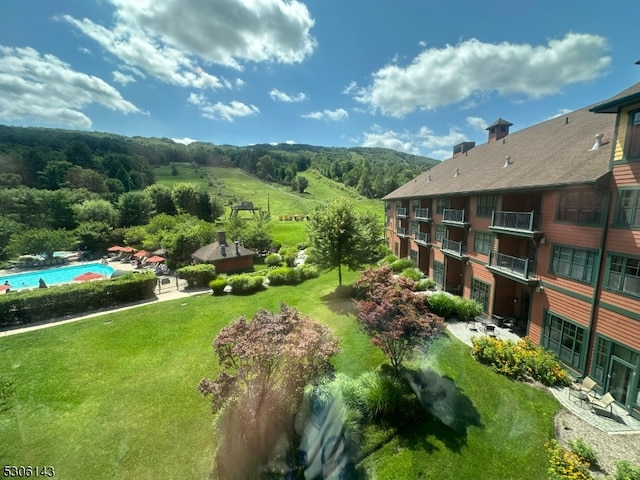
{"left": 571, "top": 376, "right": 597, "bottom": 396}
{"left": 588, "top": 392, "right": 615, "bottom": 417}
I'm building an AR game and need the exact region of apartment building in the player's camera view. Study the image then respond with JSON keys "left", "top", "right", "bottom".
{"left": 383, "top": 81, "right": 640, "bottom": 419}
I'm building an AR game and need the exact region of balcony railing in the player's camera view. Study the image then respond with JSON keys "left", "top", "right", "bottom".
{"left": 441, "top": 238, "right": 467, "bottom": 256}
{"left": 414, "top": 231, "right": 430, "bottom": 244}
{"left": 397, "top": 226, "right": 407, "bottom": 237}
{"left": 491, "top": 211, "right": 535, "bottom": 232}
{"left": 488, "top": 251, "right": 535, "bottom": 279}
{"left": 414, "top": 208, "right": 430, "bottom": 220}
{"left": 396, "top": 207, "right": 408, "bottom": 218}
{"left": 443, "top": 208, "right": 466, "bottom": 224}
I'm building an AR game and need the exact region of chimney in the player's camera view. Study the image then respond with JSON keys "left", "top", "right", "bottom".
{"left": 486, "top": 118, "right": 513, "bottom": 143}
{"left": 452, "top": 141, "right": 476, "bottom": 158}
{"left": 217, "top": 230, "right": 227, "bottom": 246}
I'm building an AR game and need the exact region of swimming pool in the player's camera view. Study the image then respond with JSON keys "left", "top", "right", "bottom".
{"left": 1, "top": 263, "right": 115, "bottom": 290}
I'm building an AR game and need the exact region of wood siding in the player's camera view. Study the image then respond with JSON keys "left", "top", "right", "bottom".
{"left": 593, "top": 305, "right": 640, "bottom": 351}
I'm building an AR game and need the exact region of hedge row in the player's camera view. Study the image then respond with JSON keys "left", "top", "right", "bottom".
{"left": 0, "top": 272, "right": 158, "bottom": 327}
{"left": 176, "top": 264, "right": 217, "bottom": 288}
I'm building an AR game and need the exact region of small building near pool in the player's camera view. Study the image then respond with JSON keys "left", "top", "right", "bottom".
{"left": 192, "top": 231, "right": 255, "bottom": 274}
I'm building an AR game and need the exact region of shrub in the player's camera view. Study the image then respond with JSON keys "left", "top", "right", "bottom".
{"left": 568, "top": 438, "right": 598, "bottom": 468}
{"left": 176, "top": 264, "right": 216, "bottom": 288}
{"left": 471, "top": 336, "right": 571, "bottom": 387}
{"left": 613, "top": 461, "right": 640, "bottom": 480}
{"left": 378, "top": 254, "right": 398, "bottom": 266}
{"left": 226, "top": 274, "right": 264, "bottom": 294}
{"left": 414, "top": 278, "right": 436, "bottom": 291}
{"left": 264, "top": 253, "right": 283, "bottom": 267}
{"left": 400, "top": 267, "right": 423, "bottom": 281}
{"left": 453, "top": 297, "right": 483, "bottom": 321}
{"left": 296, "top": 263, "right": 319, "bottom": 280}
{"left": 353, "top": 369, "right": 419, "bottom": 422}
{"left": 427, "top": 292, "right": 456, "bottom": 318}
{"left": 546, "top": 440, "right": 592, "bottom": 480}
{"left": 389, "top": 258, "right": 415, "bottom": 273}
{"left": 278, "top": 245, "right": 298, "bottom": 267}
{"left": 209, "top": 277, "right": 227, "bottom": 295}
{"left": 266, "top": 266, "right": 300, "bottom": 286}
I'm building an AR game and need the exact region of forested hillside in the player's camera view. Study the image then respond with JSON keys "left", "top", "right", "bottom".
{"left": 0, "top": 125, "right": 438, "bottom": 198}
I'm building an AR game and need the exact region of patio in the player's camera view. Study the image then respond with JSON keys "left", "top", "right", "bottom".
{"left": 446, "top": 318, "right": 640, "bottom": 434}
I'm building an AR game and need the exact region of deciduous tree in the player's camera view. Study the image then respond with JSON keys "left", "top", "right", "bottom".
{"left": 198, "top": 304, "right": 339, "bottom": 479}
{"left": 306, "top": 197, "right": 383, "bottom": 285}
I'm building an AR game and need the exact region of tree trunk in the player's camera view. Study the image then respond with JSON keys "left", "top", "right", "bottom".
{"left": 338, "top": 264, "right": 342, "bottom": 286}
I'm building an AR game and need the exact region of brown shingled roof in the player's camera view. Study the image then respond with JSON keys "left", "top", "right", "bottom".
{"left": 589, "top": 81, "right": 640, "bottom": 113}
{"left": 383, "top": 105, "right": 615, "bottom": 200}
{"left": 192, "top": 240, "right": 255, "bottom": 262}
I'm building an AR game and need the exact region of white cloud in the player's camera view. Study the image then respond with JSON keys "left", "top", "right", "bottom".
{"left": 466, "top": 116, "right": 488, "bottom": 131}
{"left": 269, "top": 88, "right": 306, "bottom": 102}
{"left": 172, "top": 137, "right": 198, "bottom": 145}
{"left": 355, "top": 33, "right": 610, "bottom": 117}
{"left": 301, "top": 108, "right": 348, "bottom": 121}
{"left": 417, "top": 126, "right": 467, "bottom": 150}
{"left": 188, "top": 93, "right": 259, "bottom": 121}
{"left": 342, "top": 81, "right": 357, "bottom": 95}
{"left": 0, "top": 45, "right": 141, "bottom": 128}
{"left": 285, "top": 139, "right": 296, "bottom": 144}
{"left": 113, "top": 70, "right": 136, "bottom": 85}
{"left": 360, "top": 124, "right": 470, "bottom": 158}
{"left": 235, "top": 78, "right": 245, "bottom": 87}
{"left": 61, "top": 0, "right": 315, "bottom": 90}
{"left": 361, "top": 125, "right": 420, "bottom": 155}
{"left": 79, "top": 47, "right": 92, "bottom": 55}
{"left": 428, "top": 149, "right": 452, "bottom": 160}
{"left": 545, "top": 108, "right": 573, "bottom": 120}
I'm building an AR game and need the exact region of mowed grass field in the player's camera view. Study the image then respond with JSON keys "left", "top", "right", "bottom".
{"left": 153, "top": 164, "right": 384, "bottom": 245}
{"left": 0, "top": 269, "right": 559, "bottom": 479}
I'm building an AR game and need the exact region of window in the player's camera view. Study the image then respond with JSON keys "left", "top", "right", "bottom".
{"left": 412, "top": 199, "right": 420, "bottom": 212}
{"left": 410, "top": 249, "right": 418, "bottom": 265}
{"left": 551, "top": 246, "right": 597, "bottom": 283}
{"left": 542, "top": 312, "right": 585, "bottom": 369}
{"left": 411, "top": 221, "right": 419, "bottom": 236}
{"left": 433, "top": 261, "right": 444, "bottom": 287}
{"left": 471, "top": 278, "right": 490, "bottom": 312}
{"left": 606, "top": 254, "right": 640, "bottom": 297}
{"left": 385, "top": 201, "right": 391, "bottom": 211}
{"left": 473, "top": 232, "right": 493, "bottom": 255}
{"left": 625, "top": 110, "right": 640, "bottom": 159}
{"left": 556, "top": 190, "right": 604, "bottom": 225}
{"left": 616, "top": 189, "right": 640, "bottom": 227}
{"left": 385, "top": 215, "right": 391, "bottom": 227}
{"left": 435, "top": 225, "right": 446, "bottom": 243}
{"left": 436, "top": 197, "right": 448, "bottom": 214}
{"left": 476, "top": 195, "right": 496, "bottom": 217}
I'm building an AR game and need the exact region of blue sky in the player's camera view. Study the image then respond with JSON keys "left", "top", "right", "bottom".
{"left": 1, "top": 0, "right": 638, "bottom": 159}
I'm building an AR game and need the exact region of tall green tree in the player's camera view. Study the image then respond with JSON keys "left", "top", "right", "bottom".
{"left": 7, "top": 228, "right": 75, "bottom": 262}
{"left": 118, "top": 191, "right": 152, "bottom": 227}
{"left": 306, "top": 198, "right": 383, "bottom": 285}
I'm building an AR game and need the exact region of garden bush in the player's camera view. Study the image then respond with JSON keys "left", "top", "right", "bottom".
{"left": 568, "top": 438, "right": 598, "bottom": 468}
{"left": 546, "top": 440, "right": 592, "bottom": 480}
{"left": 427, "top": 292, "right": 456, "bottom": 318}
{"left": 400, "top": 267, "right": 423, "bottom": 281}
{"left": 613, "top": 461, "right": 640, "bottom": 480}
{"left": 209, "top": 277, "right": 227, "bottom": 295}
{"left": 414, "top": 278, "right": 436, "bottom": 291}
{"left": 471, "top": 336, "right": 571, "bottom": 386}
{"left": 389, "top": 258, "right": 415, "bottom": 273}
{"left": 296, "top": 263, "right": 319, "bottom": 280}
{"left": 264, "top": 253, "right": 283, "bottom": 267}
{"left": 176, "top": 264, "right": 216, "bottom": 288}
{"left": 226, "top": 273, "right": 264, "bottom": 294}
{"left": 278, "top": 245, "right": 298, "bottom": 267}
{"left": 453, "top": 297, "right": 483, "bottom": 321}
{"left": 378, "top": 254, "right": 398, "bottom": 266}
{"left": 266, "top": 266, "right": 300, "bottom": 286}
{"left": 353, "top": 369, "right": 420, "bottom": 422}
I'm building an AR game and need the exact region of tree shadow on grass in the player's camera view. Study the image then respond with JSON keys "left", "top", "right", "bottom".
{"left": 400, "top": 367, "right": 484, "bottom": 453}
{"left": 320, "top": 286, "right": 357, "bottom": 316}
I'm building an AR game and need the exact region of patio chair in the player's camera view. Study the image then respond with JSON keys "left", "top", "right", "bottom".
{"left": 571, "top": 376, "right": 597, "bottom": 396}
{"left": 588, "top": 392, "right": 615, "bottom": 417}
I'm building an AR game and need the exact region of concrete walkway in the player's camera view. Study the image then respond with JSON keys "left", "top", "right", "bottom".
{"left": 446, "top": 318, "right": 640, "bottom": 434}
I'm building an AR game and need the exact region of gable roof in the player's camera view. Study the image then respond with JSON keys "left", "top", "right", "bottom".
{"left": 590, "top": 81, "right": 640, "bottom": 113}
{"left": 383, "top": 104, "right": 615, "bottom": 200}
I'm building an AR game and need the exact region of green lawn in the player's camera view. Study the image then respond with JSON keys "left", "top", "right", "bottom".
{"left": 0, "top": 270, "right": 559, "bottom": 479}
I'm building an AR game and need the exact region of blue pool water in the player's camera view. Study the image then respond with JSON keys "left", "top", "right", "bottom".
{"left": 1, "top": 263, "right": 115, "bottom": 290}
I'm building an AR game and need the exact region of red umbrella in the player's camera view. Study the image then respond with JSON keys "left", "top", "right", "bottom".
{"left": 107, "top": 245, "right": 124, "bottom": 252}
{"left": 145, "top": 256, "right": 165, "bottom": 263}
{"left": 120, "top": 246, "right": 136, "bottom": 253}
{"left": 73, "top": 271, "right": 104, "bottom": 282}
{"left": 0, "top": 285, "right": 10, "bottom": 292}
{"left": 134, "top": 250, "right": 150, "bottom": 258}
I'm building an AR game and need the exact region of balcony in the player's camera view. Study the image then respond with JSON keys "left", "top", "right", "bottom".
{"left": 396, "top": 207, "right": 408, "bottom": 218}
{"left": 414, "top": 208, "right": 431, "bottom": 221}
{"left": 397, "top": 226, "right": 408, "bottom": 237}
{"left": 490, "top": 211, "right": 541, "bottom": 238}
{"left": 441, "top": 238, "right": 468, "bottom": 259}
{"left": 414, "top": 231, "right": 431, "bottom": 246}
{"left": 487, "top": 251, "right": 540, "bottom": 286}
{"left": 442, "top": 208, "right": 469, "bottom": 227}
